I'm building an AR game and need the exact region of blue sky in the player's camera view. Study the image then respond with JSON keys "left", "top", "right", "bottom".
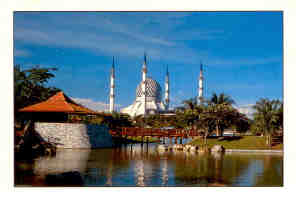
{"left": 14, "top": 11, "right": 283, "bottom": 111}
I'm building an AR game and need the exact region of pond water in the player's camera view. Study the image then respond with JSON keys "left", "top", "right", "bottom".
{"left": 15, "top": 143, "right": 283, "bottom": 187}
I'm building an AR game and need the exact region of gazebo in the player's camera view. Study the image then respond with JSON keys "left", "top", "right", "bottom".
{"left": 18, "top": 91, "right": 98, "bottom": 122}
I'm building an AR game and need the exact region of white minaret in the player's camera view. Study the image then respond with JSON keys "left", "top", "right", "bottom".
{"left": 109, "top": 57, "right": 115, "bottom": 113}
{"left": 142, "top": 53, "right": 147, "bottom": 116}
{"left": 198, "top": 62, "right": 203, "bottom": 104}
{"left": 165, "top": 65, "right": 169, "bottom": 110}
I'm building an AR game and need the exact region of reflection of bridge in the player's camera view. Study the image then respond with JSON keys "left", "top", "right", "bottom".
{"left": 110, "top": 127, "right": 200, "bottom": 144}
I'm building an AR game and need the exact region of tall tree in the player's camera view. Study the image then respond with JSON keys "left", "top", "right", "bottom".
{"left": 208, "top": 93, "right": 235, "bottom": 106}
{"left": 251, "top": 98, "right": 282, "bottom": 145}
{"left": 14, "top": 65, "right": 60, "bottom": 116}
{"left": 207, "top": 93, "right": 235, "bottom": 136}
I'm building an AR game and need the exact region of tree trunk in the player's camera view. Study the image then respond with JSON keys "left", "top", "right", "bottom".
{"left": 204, "top": 134, "right": 207, "bottom": 146}
{"left": 216, "top": 121, "right": 220, "bottom": 137}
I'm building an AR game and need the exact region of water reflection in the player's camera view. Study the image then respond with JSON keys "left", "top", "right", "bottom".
{"left": 15, "top": 144, "right": 283, "bottom": 187}
{"left": 34, "top": 149, "right": 91, "bottom": 176}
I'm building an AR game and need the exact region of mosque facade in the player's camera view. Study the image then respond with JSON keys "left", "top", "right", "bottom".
{"left": 109, "top": 54, "right": 204, "bottom": 117}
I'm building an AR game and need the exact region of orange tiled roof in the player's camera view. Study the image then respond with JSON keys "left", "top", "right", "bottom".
{"left": 19, "top": 91, "right": 98, "bottom": 114}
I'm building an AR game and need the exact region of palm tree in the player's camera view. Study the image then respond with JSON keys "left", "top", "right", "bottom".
{"left": 207, "top": 93, "right": 235, "bottom": 136}
{"left": 182, "top": 98, "right": 198, "bottom": 111}
{"left": 208, "top": 93, "right": 235, "bottom": 106}
{"left": 276, "top": 102, "right": 283, "bottom": 130}
{"left": 196, "top": 106, "right": 216, "bottom": 146}
{"left": 252, "top": 98, "right": 282, "bottom": 145}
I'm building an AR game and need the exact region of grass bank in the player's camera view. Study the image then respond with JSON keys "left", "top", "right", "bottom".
{"left": 188, "top": 136, "right": 283, "bottom": 150}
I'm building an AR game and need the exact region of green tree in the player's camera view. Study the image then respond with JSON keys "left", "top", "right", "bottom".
{"left": 14, "top": 65, "right": 60, "bottom": 111}
{"left": 207, "top": 93, "right": 235, "bottom": 136}
{"left": 182, "top": 98, "right": 198, "bottom": 111}
{"left": 251, "top": 98, "right": 282, "bottom": 145}
{"left": 208, "top": 93, "right": 235, "bottom": 106}
{"left": 107, "top": 112, "right": 133, "bottom": 129}
{"left": 14, "top": 65, "right": 61, "bottom": 125}
{"left": 196, "top": 106, "right": 216, "bottom": 146}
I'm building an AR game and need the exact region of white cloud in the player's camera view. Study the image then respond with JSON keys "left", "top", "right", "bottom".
{"left": 72, "top": 97, "right": 121, "bottom": 112}
{"left": 14, "top": 48, "right": 31, "bottom": 57}
{"left": 13, "top": 13, "right": 281, "bottom": 66}
{"left": 13, "top": 13, "right": 222, "bottom": 63}
{"left": 209, "top": 57, "right": 281, "bottom": 67}
{"left": 236, "top": 104, "right": 256, "bottom": 119}
{"left": 169, "top": 90, "right": 187, "bottom": 108}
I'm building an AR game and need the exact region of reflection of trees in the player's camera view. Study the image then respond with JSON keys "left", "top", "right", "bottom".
{"left": 16, "top": 145, "right": 283, "bottom": 186}
{"left": 84, "top": 150, "right": 283, "bottom": 187}
{"left": 84, "top": 147, "right": 132, "bottom": 186}
{"left": 172, "top": 153, "right": 281, "bottom": 186}
{"left": 221, "top": 153, "right": 283, "bottom": 186}
{"left": 254, "top": 154, "right": 283, "bottom": 186}
{"left": 172, "top": 153, "right": 210, "bottom": 186}
{"left": 15, "top": 160, "right": 40, "bottom": 186}
{"left": 219, "top": 154, "right": 253, "bottom": 185}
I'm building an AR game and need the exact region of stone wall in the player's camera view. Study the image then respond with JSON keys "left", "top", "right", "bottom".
{"left": 34, "top": 122, "right": 113, "bottom": 149}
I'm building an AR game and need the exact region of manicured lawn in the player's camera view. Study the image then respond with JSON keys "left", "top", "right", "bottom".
{"left": 189, "top": 136, "right": 283, "bottom": 150}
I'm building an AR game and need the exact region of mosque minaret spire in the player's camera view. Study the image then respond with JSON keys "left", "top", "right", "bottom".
{"left": 142, "top": 53, "right": 147, "bottom": 115}
{"left": 198, "top": 62, "right": 204, "bottom": 104}
{"left": 109, "top": 56, "right": 115, "bottom": 113}
{"left": 165, "top": 65, "right": 169, "bottom": 110}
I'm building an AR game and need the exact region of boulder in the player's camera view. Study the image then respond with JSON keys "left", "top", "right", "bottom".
{"left": 198, "top": 146, "right": 210, "bottom": 154}
{"left": 172, "top": 144, "right": 179, "bottom": 150}
{"left": 189, "top": 145, "right": 199, "bottom": 152}
{"left": 184, "top": 144, "right": 192, "bottom": 152}
{"left": 211, "top": 145, "right": 225, "bottom": 153}
{"left": 173, "top": 144, "right": 184, "bottom": 151}
{"left": 157, "top": 144, "right": 168, "bottom": 151}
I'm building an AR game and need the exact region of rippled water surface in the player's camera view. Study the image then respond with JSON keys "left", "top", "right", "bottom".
{"left": 15, "top": 143, "right": 283, "bottom": 187}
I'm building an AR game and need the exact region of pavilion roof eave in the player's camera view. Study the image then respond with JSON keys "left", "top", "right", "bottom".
{"left": 18, "top": 110, "right": 99, "bottom": 115}
{"left": 18, "top": 91, "right": 99, "bottom": 115}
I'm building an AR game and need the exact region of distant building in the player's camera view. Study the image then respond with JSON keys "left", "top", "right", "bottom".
{"left": 109, "top": 53, "right": 204, "bottom": 117}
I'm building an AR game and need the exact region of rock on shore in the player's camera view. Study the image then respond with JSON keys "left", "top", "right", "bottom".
{"left": 156, "top": 144, "right": 169, "bottom": 151}
{"left": 211, "top": 145, "right": 225, "bottom": 153}
{"left": 156, "top": 143, "right": 225, "bottom": 154}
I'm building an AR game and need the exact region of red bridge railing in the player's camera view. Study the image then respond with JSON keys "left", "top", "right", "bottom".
{"left": 110, "top": 127, "right": 200, "bottom": 138}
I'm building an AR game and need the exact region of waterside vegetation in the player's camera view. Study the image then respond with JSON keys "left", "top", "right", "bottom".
{"left": 15, "top": 65, "right": 283, "bottom": 154}
{"left": 189, "top": 136, "right": 283, "bottom": 150}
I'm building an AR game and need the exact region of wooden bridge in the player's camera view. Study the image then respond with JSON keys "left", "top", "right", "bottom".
{"left": 110, "top": 127, "right": 201, "bottom": 144}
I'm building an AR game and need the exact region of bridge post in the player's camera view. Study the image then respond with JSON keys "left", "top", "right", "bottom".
{"left": 146, "top": 136, "right": 149, "bottom": 144}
